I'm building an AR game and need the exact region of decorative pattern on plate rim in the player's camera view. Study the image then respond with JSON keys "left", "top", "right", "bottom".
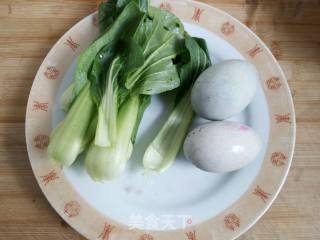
{"left": 33, "top": 134, "right": 49, "bottom": 149}
{"left": 98, "top": 223, "right": 115, "bottom": 240}
{"left": 221, "top": 22, "right": 235, "bottom": 35}
{"left": 275, "top": 113, "right": 291, "bottom": 124}
{"left": 253, "top": 185, "right": 271, "bottom": 203}
{"left": 64, "top": 201, "right": 80, "bottom": 218}
{"left": 159, "top": 2, "right": 172, "bottom": 12}
{"left": 271, "top": 152, "right": 287, "bottom": 166}
{"left": 44, "top": 66, "right": 59, "bottom": 80}
{"left": 40, "top": 170, "right": 59, "bottom": 186}
{"left": 192, "top": 7, "right": 204, "bottom": 22}
{"left": 185, "top": 230, "right": 197, "bottom": 240}
{"left": 32, "top": 101, "right": 49, "bottom": 112}
{"left": 224, "top": 213, "right": 240, "bottom": 231}
{"left": 266, "top": 77, "right": 281, "bottom": 90}
{"left": 64, "top": 36, "right": 80, "bottom": 52}
{"left": 92, "top": 14, "right": 98, "bottom": 27}
{"left": 247, "top": 44, "right": 263, "bottom": 58}
{"left": 140, "top": 233, "right": 154, "bottom": 240}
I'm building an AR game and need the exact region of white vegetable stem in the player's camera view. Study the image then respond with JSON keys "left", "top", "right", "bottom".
{"left": 48, "top": 82, "right": 95, "bottom": 166}
{"left": 60, "top": 82, "right": 75, "bottom": 112}
{"left": 85, "top": 95, "right": 140, "bottom": 181}
{"left": 94, "top": 56, "right": 121, "bottom": 147}
{"left": 143, "top": 91, "right": 194, "bottom": 173}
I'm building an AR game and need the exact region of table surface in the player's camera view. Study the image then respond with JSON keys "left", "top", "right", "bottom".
{"left": 0, "top": 0, "right": 319, "bottom": 239}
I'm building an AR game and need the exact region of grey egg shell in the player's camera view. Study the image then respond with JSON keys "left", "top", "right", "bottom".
{"left": 183, "top": 121, "right": 262, "bottom": 172}
{"left": 191, "top": 60, "right": 259, "bottom": 120}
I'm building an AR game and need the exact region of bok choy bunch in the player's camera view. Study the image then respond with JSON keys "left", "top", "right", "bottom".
{"left": 47, "top": 0, "right": 194, "bottom": 180}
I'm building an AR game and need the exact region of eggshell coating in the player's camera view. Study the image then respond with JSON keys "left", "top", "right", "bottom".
{"left": 183, "top": 121, "right": 262, "bottom": 172}
{"left": 191, "top": 60, "right": 259, "bottom": 120}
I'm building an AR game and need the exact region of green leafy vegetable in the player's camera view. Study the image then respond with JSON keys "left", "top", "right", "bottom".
{"left": 143, "top": 37, "right": 211, "bottom": 172}
{"left": 94, "top": 56, "right": 122, "bottom": 147}
{"left": 91, "top": 8, "right": 186, "bottom": 147}
{"left": 48, "top": 0, "right": 211, "bottom": 181}
{"left": 89, "top": 41, "right": 119, "bottom": 106}
{"left": 143, "top": 91, "right": 193, "bottom": 172}
{"left": 98, "top": 0, "right": 118, "bottom": 33}
{"left": 92, "top": 38, "right": 145, "bottom": 147}
{"left": 48, "top": 83, "right": 95, "bottom": 166}
{"left": 124, "top": 7, "right": 185, "bottom": 94}
{"left": 85, "top": 95, "right": 141, "bottom": 180}
{"left": 98, "top": 0, "right": 149, "bottom": 32}
{"left": 74, "top": 1, "right": 144, "bottom": 97}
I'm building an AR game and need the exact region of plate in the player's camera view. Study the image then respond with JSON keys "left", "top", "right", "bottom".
{"left": 25, "top": 0, "right": 296, "bottom": 239}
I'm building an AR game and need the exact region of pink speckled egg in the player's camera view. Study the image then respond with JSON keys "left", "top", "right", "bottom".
{"left": 183, "top": 121, "right": 262, "bottom": 172}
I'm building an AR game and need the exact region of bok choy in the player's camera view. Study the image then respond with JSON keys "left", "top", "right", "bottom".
{"left": 143, "top": 37, "right": 212, "bottom": 172}
{"left": 48, "top": 83, "right": 95, "bottom": 166}
{"left": 49, "top": 0, "right": 207, "bottom": 180}
{"left": 48, "top": 0, "right": 213, "bottom": 180}
{"left": 85, "top": 95, "right": 149, "bottom": 180}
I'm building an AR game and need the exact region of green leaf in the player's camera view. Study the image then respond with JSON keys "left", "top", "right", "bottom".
{"left": 98, "top": 0, "right": 150, "bottom": 32}
{"left": 119, "top": 38, "right": 145, "bottom": 79}
{"left": 136, "top": 0, "right": 149, "bottom": 12}
{"left": 117, "top": 86, "right": 130, "bottom": 107}
{"left": 131, "top": 57, "right": 180, "bottom": 94}
{"left": 98, "top": 0, "right": 118, "bottom": 33}
{"left": 74, "top": 1, "right": 144, "bottom": 97}
{"left": 89, "top": 40, "right": 119, "bottom": 106}
{"left": 148, "top": 7, "right": 184, "bottom": 36}
{"left": 194, "top": 37, "right": 211, "bottom": 61}
{"left": 116, "top": 0, "right": 149, "bottom": 12}
{"left": 176, "top": 36, "right": 211, "bottom": 101}
{"left": 124, "top": 8, "right": 185, "bottom": 94}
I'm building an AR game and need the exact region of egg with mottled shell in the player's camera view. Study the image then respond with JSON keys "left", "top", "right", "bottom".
{"left": 191, "top": 60, "right": 259, "bottom": 120}
{"left": 183, "top": 121, "right": 262, "bottom": 172}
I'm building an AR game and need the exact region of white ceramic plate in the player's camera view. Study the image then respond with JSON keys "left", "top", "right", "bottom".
{"left": 26, "top": 1, "right": 296, "bottom": 239}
